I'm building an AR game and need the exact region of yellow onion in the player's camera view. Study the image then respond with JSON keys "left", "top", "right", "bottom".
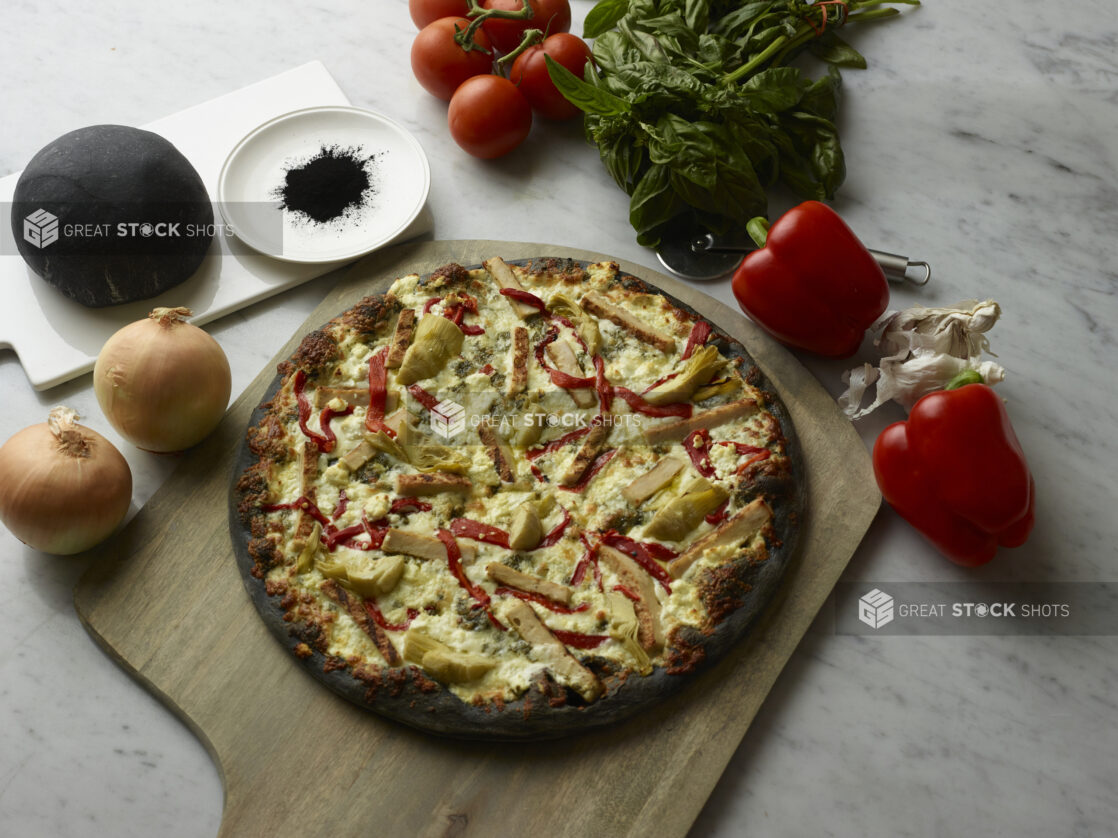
{"left": 94, "top": 306, "right": 232, "bottom": 452}
{"left": 0, "top": 407, "right": 132, "bottom": 555}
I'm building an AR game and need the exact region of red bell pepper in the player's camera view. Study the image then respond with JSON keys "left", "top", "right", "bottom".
{"left": 731, "top": 201, "right": 889, "bottom": 358}
{"left": 872, "top": 375, "right": 1035, "bottom": 566}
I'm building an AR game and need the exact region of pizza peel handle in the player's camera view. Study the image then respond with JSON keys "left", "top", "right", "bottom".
{"left": 74, "top": 239, "right": 880, "bottom": 838}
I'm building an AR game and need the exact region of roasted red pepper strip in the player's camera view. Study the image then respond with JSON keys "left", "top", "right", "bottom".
{"left": 641, "top": 371, "right": 679, "bottom": 395}
{"left": 592, "top": 355, "right": 613, "bottom": 412}
{"left": 683, "top": 428, "right": 716, "bottom": 478}
{"left": 265, "top": 494, "right": 331, "bottom": 527}
{"left": 437, "top": 529, "right": 492, "bottom": 607}
{"left": 330, "top": 490, "right": 349, "bottom": 521}
{"left": 538, "top": 506, "right": 572, "bottom": 548}
{"left": 611, "top": 386, "right": 692, "bottom": 419}
{"left": 681, "top": 320, "right": 712, "bottom": 360}
{"left": 407, "top": 384, "right": 441, "bottom": 412}
{"left": 548, "top": 368, "right": 596, "bottom": 390}
{"left": 389, "top": 498, "right": 432, "bottom": 515}
{"left": 558, "top": 449, "right": 618, "bottom": 493}
{"left": 705, "top": 498, "right": 730, "bottom": 526}
{"left": 872, "top": 379, "right": 1035, "bottom": 566}
{"left": 494, "top": 587, "right": 589, "bottom": 615}
{"left": 525, "top": 426, "right": 591, "bottom": 461}
{"left": 611, "top": 583, "right": 641, "bottom": 602}
{"left": 294, "top": 370, "right": 333, "bottom": 451}
{"left": 731, "top": 201, "right": 889, "bottom": 358}
{"left": 570, "top": 532, "right": 601, "bottom": 588}
{"left": 364, "top": 599, "right": 418, "bottom": 632}
{"left": 600, "top": 532, "right": 676, "bottom": 592}
{"left": 534, "top": 326, "right": 596, "bottom": 389}
{"left": 318, "top": 403, "right": 354, "bottom": 452}
{"left": 550, "top": 629, "right": 609, "bottom": 649}
{"left": 499, "top": 286, "right": 549, "bottom": 312}
{"left": 323, "top": 522, "right": 366, "bottom": 551}
{"left": 361, "top": 512, "right": 389, "bottom": 550}
{"left": 449, "top": 517, "right": 511, "bottom": 548}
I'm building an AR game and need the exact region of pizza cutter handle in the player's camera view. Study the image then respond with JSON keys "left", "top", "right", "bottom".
{"left": 867, "top": 249, "right": 932, "bottom": 286}
{"left": 687, "top": 233, "right": 931, "bottom": 285}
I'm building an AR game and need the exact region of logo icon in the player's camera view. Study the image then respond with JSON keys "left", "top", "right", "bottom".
{"left": 430, "top": 399, "right": 466, "bottom": 439}
{"left": 858, "top": 588, "right": 895, "bottom": 629}
{"left": 23, "top": 209, "right": 60, "bottom": 249}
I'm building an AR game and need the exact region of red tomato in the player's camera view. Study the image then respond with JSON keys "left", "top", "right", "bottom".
{"left": 408, "top": 0, "right": 470, "bottom": 29}
{"left": 411, "top": 17, "right": 494, "bottom": 102}
{"left": 509, "top": 32, "right": 592, "bottom": 120}
{"left": 480, "top": 0, "right": 571, "bottom": 54}
{"left": 448, "top": 75, "right": 532, "bottom": 158}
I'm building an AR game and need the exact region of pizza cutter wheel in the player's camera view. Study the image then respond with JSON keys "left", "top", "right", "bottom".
{"left": 656, "top": 228, "right": 932, "bottom": 285}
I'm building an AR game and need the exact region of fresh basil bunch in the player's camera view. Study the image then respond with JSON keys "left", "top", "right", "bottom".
{"left": 547, "top": 0, "right": 919, "bottom": 246}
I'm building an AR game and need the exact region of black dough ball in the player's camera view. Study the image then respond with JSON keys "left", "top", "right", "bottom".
{"left": 11, "top": 125, "right": 214, "bottom": 308}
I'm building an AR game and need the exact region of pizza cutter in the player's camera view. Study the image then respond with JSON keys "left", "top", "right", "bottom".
{"left": 656, "top": 228, "right": 932, "bottom": 285}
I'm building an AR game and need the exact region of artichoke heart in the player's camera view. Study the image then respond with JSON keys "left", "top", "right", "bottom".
{"left": 607, "top": 592, "right": 652, "bottom": 675}
{"left": 409, "top": 443, "right": 470, "bottom": 474}
{"left": 396, "top": 314, "right": 465, "bottom": 385}
{"left": 315, "top": 553, "right": 350, "bottom": 583}
{"left": 550, "top": 293, "right": 601, "bottom": 355}
{"left": 294, "top": 522, "right": 323, "bottom": 575}
{"left": 644, "top": 346, "right": 727, "bottom": 405}
{"left": 644, "top": 484, "right": 729, "bottom": 542}
{"left": 346, "top": 555, "right": 405, "bottom": 597}
{"left": 510, "top": 412, "right": 544, "bottom": 448}
{"left": 508, "top": 504, "right": 543, "bottom": 551}
{"left": 366, "top": 429, "right": 409, "bottom": 463}
{"left": 692, "top": 377, "right": 740, "bottom": 403}
{"left": 403, "top": 630, "right": 494, "bottom": 683}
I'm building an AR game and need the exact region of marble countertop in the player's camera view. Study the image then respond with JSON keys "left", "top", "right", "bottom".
{"left": 2, "top": 1, "right": 1116, "bottom": 835}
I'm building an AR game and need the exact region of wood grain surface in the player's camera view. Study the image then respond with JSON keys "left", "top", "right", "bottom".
{"left": 74, "top": 239, "right": 880, "bottom": 838}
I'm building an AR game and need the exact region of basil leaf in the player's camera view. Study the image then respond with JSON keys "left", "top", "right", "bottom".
{"left": 600, "top": 133, "right": 646, "bottom": 192}
{"left": 712, "top": 2, "right": 777, "bottom": 39}
{"left": 584, "top": 0, "right": 632, "bottom": 39}
{"left": 695, "top": 33, "right": 741, "bottom": 70}
{"left": 617, "top": 18, "right": 667, "bottom": 62}
{"left": 545, "top": 56, "right": 632, "bottom": 117}
{"left": 592, "top": 31, "right": 639, "bottom": 75}
{"left": 683, "top": 0, "right": 710, "bottom": 34}
{"left": 612, "top": 62, "right": 705, "bottom": 106}
{"left": 629, "top": 164, "right": 685, "bottom": 246}
{"left": 741, "top": 67, "right": 808, "bottom": 113}
{"left": 809, "top": 33, "right": 868, "bottom": 68}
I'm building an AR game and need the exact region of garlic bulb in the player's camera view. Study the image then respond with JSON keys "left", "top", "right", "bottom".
{"left": 839, "top": 300, "right": 1006, "bottom": 419}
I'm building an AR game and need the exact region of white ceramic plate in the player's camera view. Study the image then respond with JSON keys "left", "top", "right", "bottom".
{"left": 218, "top": 106, "right": 430, "bottom": 263}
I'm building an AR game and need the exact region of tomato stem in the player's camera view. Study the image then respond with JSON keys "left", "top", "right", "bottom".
{"left": 497, "top": 28, "right": 543, "bottom": 68}
{"left": 457, "top": 0, "right": 535, "bottom": 54}
{"left": 453, "top": 17, "right": 491, "bottom": 54}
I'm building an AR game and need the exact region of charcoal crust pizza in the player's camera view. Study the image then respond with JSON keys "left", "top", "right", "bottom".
{"left": 230, "top": 256, "right": 803, "bottom": 739}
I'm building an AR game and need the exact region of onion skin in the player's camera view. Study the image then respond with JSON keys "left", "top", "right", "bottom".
{"left": 0, "top": 409, "right": 133, "bottom": 555}
{"left": 94, "top": 307, "right": 232, "bottom": 453}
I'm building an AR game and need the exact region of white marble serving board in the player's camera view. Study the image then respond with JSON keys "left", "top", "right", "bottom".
{"left": 0, "top": 60, "right": 429, "bottom": 391}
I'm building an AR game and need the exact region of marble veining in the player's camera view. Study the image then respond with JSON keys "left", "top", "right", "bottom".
{"left": 2, "top": 1, "right": 1117, "bottom": 836}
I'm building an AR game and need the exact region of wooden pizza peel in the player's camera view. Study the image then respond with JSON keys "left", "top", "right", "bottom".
{"left": 74, "top": 239, "right": 880, "bottom": 838}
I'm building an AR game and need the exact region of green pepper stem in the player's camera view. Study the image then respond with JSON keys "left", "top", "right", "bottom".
{"left": 746, "top": 216, "right": 771, "bottom": 249}
{"left": 945, "top": 369, "right": 984, "bottom": 390}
